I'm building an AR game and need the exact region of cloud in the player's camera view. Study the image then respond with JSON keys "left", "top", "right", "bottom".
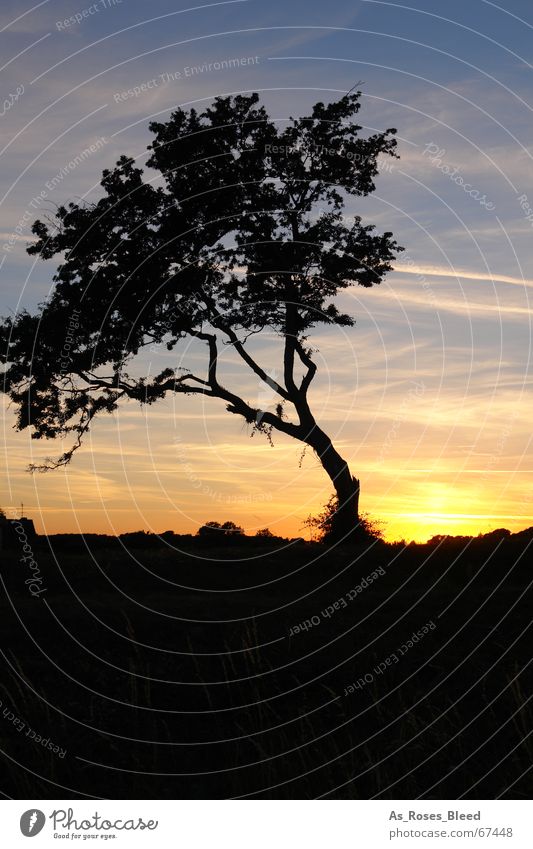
{"left": 391, "top": 262, "right": 533, "bottom": 290}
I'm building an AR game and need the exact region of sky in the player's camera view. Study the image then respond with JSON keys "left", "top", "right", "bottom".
{"left": 1, "top": 0, "right": 533, "bottom": 542}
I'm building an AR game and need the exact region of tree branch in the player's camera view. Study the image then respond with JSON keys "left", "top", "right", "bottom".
{"left": 156, "top": 382, "right": 215, "bottom": 397}
{"left": 219, "top": 384, "right": 302, "bottom": 440}
{"left": 295, "top": 340, "right": 317, "bottom": 396}
{"left": 190, "top": 330, "right": 220, "bottom": 389}
{"left": 283, "top": 309, "right": 298, "bottom": 398}
{"left": 196, "top": 286, "right": 289, "bottom": 400}
{"left": 219, "top": 323, "right": 289, "bottom": 400}
{"left": 76, "top": 370, "right": 214, "bottom": 400}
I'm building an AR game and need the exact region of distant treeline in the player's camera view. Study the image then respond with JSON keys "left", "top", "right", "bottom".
{"left": 35, "top": 528, "right": 296, "bottom": 553}
{"left": 21, "top": 524, "right": 533, "bottom": 553}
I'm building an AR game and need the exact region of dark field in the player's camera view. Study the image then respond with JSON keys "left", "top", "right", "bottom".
{"left": 0, "top": 530, "right": 532, "bottom": 799}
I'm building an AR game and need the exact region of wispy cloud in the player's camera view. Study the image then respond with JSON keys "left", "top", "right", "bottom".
{"left": 391, "top": 262, "right": 533, "bottom": 290}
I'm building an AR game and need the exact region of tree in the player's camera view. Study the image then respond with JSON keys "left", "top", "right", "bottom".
{"left": 198, "top": 520, "right": 245, "bottom": 538}
{"left": 0, "top": 92, "right": 402, "bottom": 542}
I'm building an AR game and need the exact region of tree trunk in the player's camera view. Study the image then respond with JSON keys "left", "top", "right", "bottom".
{"left": 303, "top": 422, "right": 360, "bottom": 543}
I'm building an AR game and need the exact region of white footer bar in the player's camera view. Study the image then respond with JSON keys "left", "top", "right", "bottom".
{"left": 2, "top": 800, "right": 531, "bottom": 847}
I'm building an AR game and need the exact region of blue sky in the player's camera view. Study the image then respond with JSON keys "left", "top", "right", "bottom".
{"left": 1, "top": 0, "right": 533, "bottom": 540}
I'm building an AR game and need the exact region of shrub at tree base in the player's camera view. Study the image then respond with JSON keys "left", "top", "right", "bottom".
{"left": 305, "top": 494, "right": 384, "bottom": 545}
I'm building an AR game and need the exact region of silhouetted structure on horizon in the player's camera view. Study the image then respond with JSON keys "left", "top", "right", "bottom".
{"left": 0, "top": 513, "right": 37, "bottom": 550}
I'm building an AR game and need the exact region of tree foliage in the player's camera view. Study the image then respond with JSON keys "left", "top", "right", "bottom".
{"left": 198, "top": 520, "right": 245, "bottom": 537}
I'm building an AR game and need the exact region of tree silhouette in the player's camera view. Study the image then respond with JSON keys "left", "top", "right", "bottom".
{"left": 0, "top": 92, "right": 402, "bottom": 542}
{"left": 198, "top": 520, "right": 245, "bottom": 538}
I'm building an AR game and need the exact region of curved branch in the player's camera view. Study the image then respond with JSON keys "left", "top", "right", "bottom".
{"left": 191, "top": 330, "right": 219, "bottom": 389}
{"left": 295, "top": 340, "right": 317, "bottom": 396}
{"left": 220, "top": 323, "right": 290, "bottom": 401}
{"left": 196, "top": 284, "right": 288, "bottom": 400}
{"left": 217, "top": 383, "right": 302, "bottom": 440}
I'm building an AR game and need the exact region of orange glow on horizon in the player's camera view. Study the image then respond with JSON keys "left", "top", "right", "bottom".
{"left": 3, "top": 303, "right": 533, "bottom": 547}
{"left": 14, "top": 510, "right": 533, "bottom": 545}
